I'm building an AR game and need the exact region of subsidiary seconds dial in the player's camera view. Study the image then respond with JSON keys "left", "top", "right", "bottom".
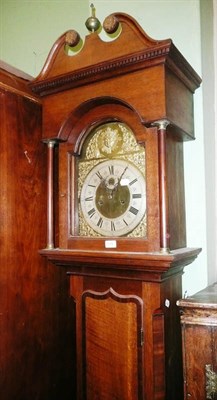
{"left": 80, "top": 159, "right": 146, "bottom": 236}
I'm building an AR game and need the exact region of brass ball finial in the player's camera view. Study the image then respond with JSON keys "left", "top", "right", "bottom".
{"left": 85, "top": 3, "right": 101, "bottom": 33}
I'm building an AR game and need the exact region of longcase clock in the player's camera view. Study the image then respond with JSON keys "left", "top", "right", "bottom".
{"left": 29, "top": 9, "right": 202, "bottom": 400}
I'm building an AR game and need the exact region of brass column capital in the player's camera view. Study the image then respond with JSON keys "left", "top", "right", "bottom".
{"left": 152, "top": 119, "right": 170, "bottom": 131}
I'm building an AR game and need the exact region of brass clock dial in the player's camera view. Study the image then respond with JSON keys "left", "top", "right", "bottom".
{"left": 77, "top": 121, "right": 147, "bottom": 238}
{"left": 80, "top": 159, "right": 146, "bottom": 237}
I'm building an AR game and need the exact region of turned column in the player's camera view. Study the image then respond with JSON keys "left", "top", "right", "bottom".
{"left": 44, "top": 140, "right": 58, "bottom": 249}
{"left": 152, "top": 119, "right": 170, "bottom": 252}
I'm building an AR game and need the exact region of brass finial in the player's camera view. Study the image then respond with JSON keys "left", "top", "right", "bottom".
{"left": 85, "top": 3, "right": 101, "bottom": 33}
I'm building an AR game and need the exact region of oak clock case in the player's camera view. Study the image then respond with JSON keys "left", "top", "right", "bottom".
{"left": 78, "top": 122, "right": 146, "bottom": 238}
{"left": 29, "top": 10, "right": 202, "bottom": 400}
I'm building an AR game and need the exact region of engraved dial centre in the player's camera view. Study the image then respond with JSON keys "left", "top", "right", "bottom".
{"left": 96, "top": 178, "right": 130, "bottom": 219}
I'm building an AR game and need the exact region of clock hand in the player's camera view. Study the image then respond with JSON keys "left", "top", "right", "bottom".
{"left": 104, "top": 176, "right": 118, "bottom": 199}
{"left": 118, "top": 165, "right": 128, "bottom": 185}
{"left": 104, "top": 166, "right": 129, "bottom": 200}
{"left": 104, "top": 166, "right": 129, "bottom": 199}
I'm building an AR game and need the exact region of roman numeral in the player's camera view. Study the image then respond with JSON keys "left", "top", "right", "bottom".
{"left": 129, "top": 206, "right": 139, "bottom": 215}
{"left": 85, "top": 196, "right": 94, "bottom": 201}
{"left": 123, "top": 219, "right": 128, "bottom": 226}
{"left": 132, "top": 193, "right": 142, "bottom": 199}
{"left": 108, "top": 165, "right": 114, "bottom": 175}
{"left": 111, "top": 221, "right": 116, "bottom": 231}
{"left": 88, "top": 208, "right": 96, "bottom": 218}
{"left": 96, "top": 171, "right": 103, "bottom": 180}
{"left": 97, "top": 217, "right": 103, "bottom": 228}
{"left": 129, "top": 178, "right": 138, "bottom": 186}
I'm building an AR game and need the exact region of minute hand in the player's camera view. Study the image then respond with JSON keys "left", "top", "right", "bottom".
{"left": 118, "top": 165, "right": 128, "bottom": 184}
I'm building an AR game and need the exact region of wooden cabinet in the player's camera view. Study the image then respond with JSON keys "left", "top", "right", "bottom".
{"left": 0, "top": 63, "right": 75, "bottom": 400}
{"left": 177, "top": 283, "right": 217, "bottom": 400}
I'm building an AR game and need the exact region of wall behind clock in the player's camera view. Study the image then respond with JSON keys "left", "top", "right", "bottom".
{"left": 0, "top": 0, "right": 89, "bottom": 76}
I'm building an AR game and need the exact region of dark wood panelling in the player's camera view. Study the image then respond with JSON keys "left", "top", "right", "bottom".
{"left": 0, "top": 70, "right": 75, "bottom": 400}
{"left": 177, "top": 283, "right": 217, "bottom": 400}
